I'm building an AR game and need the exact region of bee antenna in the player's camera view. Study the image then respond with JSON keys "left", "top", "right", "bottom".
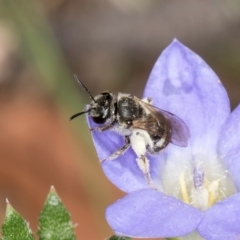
{"left": 73, "top": 74, "right": 96, "bottom": 103}
{"left": 69, "top": 108, "right": 94, "bottom": 121}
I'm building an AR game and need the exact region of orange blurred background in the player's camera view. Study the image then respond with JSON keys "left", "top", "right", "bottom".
{"left": 0, "top": 1, "right": 240, "bottom": 239}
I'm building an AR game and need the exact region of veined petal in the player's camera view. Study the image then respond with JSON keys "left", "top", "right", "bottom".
{"left": 198, "top": 193, "right": 240, "bottom": 240}
{"left": 106, "top": 189, "right": 203, "bottom": 238}
{"left": 217, "top": 104, "right": 240, "bottom": 189}
{"left": 144, "top": 39, "right": 230, "bottom": 152}
{"left": 218, "top": 104, "right": 240, "bottom": 156}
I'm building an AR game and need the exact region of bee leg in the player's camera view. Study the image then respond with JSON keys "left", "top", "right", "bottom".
{"left": 136, "top": 155, "right": 155, "bottom": 189}
{"left": 100, "top": 136, "right": 130, "bottom": 162}
{"left": 90, "top": 121, "right": 115, "bottom": 132}
{"left": 130, "top": 130, "right": 155, "bottom": 188}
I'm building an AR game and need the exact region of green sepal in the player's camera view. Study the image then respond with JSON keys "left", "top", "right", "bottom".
{"left": 106, "top": 235, "right": 132, "bottom": 240}
{"left": 1, "top": 200, "right": 34, "bottom": 240}
{"left": 38, "top": 186, "right": 76, "bottom": 240}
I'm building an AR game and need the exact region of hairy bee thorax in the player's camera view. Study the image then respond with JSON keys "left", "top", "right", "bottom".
{"left": 117, "top": 93, "right": 145, "bottom": 128}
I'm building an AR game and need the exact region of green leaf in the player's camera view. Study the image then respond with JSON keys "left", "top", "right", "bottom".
{"left": 1, "top": 200, "right": 35, "bottom": 240}
{"left": 106, "top": 236, "right": 132, "bottom": 240}
{"left": 38, "top": 186, "right": 76, "bottom": 240}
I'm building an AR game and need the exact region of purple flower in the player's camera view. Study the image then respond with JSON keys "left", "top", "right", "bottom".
{"left": 88, "top": 40, "right": 240, "bottom": 239}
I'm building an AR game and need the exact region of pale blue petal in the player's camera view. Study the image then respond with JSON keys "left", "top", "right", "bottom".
{"left": 106, "top": 189, "right": 203, "bottom": 238}
{"left": 198, "top": 193, "right": 240, "bottom": 240}
{"left": 217, "top": 104, "right": 240, "bottom": 189}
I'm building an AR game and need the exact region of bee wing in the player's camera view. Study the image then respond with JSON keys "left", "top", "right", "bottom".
{"left": 133, "top": 113, "right": 169, "bottom": 137}
{"left": 138, "top": 101, "right": 190, "bottom": 147}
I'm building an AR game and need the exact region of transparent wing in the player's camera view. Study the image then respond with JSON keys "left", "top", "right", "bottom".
{"left": 138, "top": 101, "right": 190, "bottom": 147}
{"left": 133, "top": 113, "right": 169, "bottom": 138}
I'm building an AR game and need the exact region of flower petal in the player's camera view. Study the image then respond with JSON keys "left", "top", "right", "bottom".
{"left": 88, "top": 117, "right": 149, "bottom": 192}
{"left": 217, "top": 104, "right": 240, "bottom": 189}
{"left": 198, "top": 193, "right": 240, "bottom": 240}
{"left": 144, "top": 39, "right": 230, "bottom": 152}
{"left": 106, "top": 189, "right": 203, "bottom": 238}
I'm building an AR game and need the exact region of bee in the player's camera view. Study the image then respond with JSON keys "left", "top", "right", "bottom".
{"left": 70, "top": 74, "right": 190, "bottom": 187}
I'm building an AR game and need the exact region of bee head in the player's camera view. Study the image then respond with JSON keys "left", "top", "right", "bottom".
{"left": 70, "top": 75, "right": 114, "bottom": 123}
{"left": 88, "top": 92, "right": 113, "bottom": 124}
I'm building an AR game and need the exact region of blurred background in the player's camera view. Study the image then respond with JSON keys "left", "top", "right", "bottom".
{"left": 0, "top": 0, "right": 240, "bottom": 239}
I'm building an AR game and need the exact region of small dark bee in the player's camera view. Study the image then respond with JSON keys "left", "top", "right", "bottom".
{"left": 70, "top": 74, "right": 190, "bottom": 187}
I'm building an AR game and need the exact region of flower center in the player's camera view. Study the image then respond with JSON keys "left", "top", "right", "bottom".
{"left": 161, "top": 153, "right": 237, "bottom": 210}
